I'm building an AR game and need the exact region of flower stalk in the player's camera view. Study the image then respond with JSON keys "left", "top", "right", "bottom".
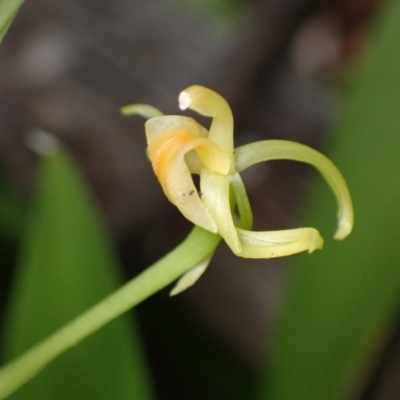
{"left": 0, "top": 227, "right": 220, "bottom": 399}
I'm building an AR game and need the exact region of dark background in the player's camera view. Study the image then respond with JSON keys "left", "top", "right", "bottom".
{"left": 1, "top": 1, "right": 391, "bottom": 399}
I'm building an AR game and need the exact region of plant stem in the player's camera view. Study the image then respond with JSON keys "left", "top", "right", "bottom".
{"left": 0, "top": 227, "right": 221, "bottom": 399}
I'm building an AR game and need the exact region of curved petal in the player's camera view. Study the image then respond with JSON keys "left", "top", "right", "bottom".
{"left": 145, "top": 115, "right": 201, "bottom": 150}
{"left": 235, "top": 227, "right": 324, "bottom": 258}
{"left": 179, "top": 85, "right": 235, "bottom": 171}
{"left": 235, "top": 140, "right": 354, "bottom": 240}
{"left": 145, "top": 116, "right": 230, "bottom": 232}
{"left": 200, "top": 169, "right": 241, "bottom": 253}
{"left": 145, "top": 116, "right": 230, "bottom": 178}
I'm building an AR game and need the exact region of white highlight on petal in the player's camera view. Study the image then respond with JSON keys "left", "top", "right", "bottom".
{"left": 178, "top": 85, "right": 235, "bottom": 171}
{"left": 179, "top": 91, "right": 191, "bottom": 110}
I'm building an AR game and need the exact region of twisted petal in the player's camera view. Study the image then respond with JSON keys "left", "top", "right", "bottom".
{"left": 201, "top": 168, "right": 323, "bottom": 258}
{"left": 236, "top": 227, "right": 323, "bottom": 258}
{"left": 179, "top": 85, "right": 235, "bottom": 171}
{"left": 235, "top": 140, "right": 354, "bottom": 239}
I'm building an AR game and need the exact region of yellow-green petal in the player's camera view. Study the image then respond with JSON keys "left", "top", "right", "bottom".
{"left": 235, "top": 140, "right": 353, "bottom": 240}
{"left": 179, "top": 85, "right": 235, "bottom": 171}
{"left": 144, "top": 116, "right": 233, "bottom": 232}
{"left": 236, "top": 227, "right": 324, "bottom": 258}
{"left": 145, "top": 115, "right": 201, "bottom": 150}
{"left": 200, "top": 169, "right": 241, "bottom": 253}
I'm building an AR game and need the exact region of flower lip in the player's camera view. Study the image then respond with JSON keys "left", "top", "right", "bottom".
{"left": 145, "top": 115, "right": 201, "bottom": 149}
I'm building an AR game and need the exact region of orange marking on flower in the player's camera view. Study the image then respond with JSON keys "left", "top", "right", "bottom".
{"left": 149, "top": 131, "right": 195, "bottom": 184}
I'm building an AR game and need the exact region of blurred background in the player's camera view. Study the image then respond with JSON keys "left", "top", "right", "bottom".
{"left": 3, "top": 0, "right": 400, "bottom": 399}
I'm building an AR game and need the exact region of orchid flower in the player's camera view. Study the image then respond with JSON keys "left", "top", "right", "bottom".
{"left": 122, "top": 85, "right": 353, "bottom": 294}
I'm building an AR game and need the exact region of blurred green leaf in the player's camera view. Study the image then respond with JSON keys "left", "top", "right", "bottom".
{"left": 0, "top": 174, "right": 25, "bottom": 242}
{"left": 258, "top": 1, "right": 400, "bottom": 399}
{"left": 3, "top": 150, "right": 153, "bottom": 400}
{"left": 0, "top": 0, "right": 24, "bottom": 43}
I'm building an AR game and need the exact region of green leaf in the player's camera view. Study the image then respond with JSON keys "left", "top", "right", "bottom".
{"left": 258, "top": 1, "right": 400, "bottom": 399}
{"left": 3, "top": 150, "right": 153, "bottom": 400}
{"left": 0, "top": 0, "right": 24, "bottom": 43}
{"left": 0, "top": 174, "right": 25, "bottom": 242}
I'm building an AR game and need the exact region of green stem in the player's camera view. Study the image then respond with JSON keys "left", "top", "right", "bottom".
{"left": 0, "top": 227, "right": 221, "bottom": 399}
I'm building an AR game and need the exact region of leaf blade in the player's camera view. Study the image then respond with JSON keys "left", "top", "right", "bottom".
{"left": 3, "top": 150, "right": 153, "bottom": 400}
{"left": 0, "top": 0, "right": 24, "bottom": 43}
